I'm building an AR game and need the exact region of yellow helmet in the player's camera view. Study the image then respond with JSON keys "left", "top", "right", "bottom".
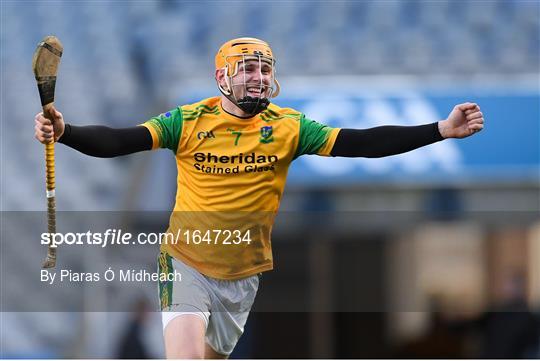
{"left": 215, "top": 37, "right": 280, "bottom": 100}
{"left": 216, "top": 37, "right": 273, "bottom": 75}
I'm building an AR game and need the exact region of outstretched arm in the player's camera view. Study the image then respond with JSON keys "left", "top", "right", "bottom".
{"left": 34, "top": 107, "right": 152, "bottom": 158}
{"left": 331, "top": 102, "right": 484, "bottom": 157}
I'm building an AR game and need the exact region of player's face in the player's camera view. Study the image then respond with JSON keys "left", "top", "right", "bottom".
{"left": 230, "top": 59, "right": 273, "bottom": 99}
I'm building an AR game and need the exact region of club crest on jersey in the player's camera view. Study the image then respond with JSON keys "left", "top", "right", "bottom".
{"left": 259, "top": 126, "right": 274, "bottom": 144}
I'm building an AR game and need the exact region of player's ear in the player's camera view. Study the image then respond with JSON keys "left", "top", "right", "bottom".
{"left": 215, "top": 68, "right": 225, "bottom": 84}
{"left": 215, "top": 68, "right": 231, "bottom": 95}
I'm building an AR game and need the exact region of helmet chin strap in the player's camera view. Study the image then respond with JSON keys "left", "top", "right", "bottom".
{"left": 218, "top": 87, "right": 270, "bottom": 117}
{"left": 236, "top": 96, "right": 270, "bottom": 115}
{"left": 218, "top": 73, "right": 271, "bottom": 117}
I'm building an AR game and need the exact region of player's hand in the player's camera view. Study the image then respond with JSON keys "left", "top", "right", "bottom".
{"left": 438, "top": 103, "right": 484, "bottom": 139}
{"left": 34, "top": 106, "right": 65, "bottom": 144}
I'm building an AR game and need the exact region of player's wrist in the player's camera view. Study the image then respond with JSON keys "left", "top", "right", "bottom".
{"left": 437, "top": 120, "right": 450, "bottom": 139}
{"left": 57, "top": 123, "right": 70, "bottom": 143}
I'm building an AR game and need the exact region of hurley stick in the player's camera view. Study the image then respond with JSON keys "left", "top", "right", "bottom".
{"left": 32, "top": 36, "right": 63, "bottom": 268}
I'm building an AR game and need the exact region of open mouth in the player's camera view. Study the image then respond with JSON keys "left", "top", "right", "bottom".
{"left": 246, "top": 87, "right": 263, "bottom": 96}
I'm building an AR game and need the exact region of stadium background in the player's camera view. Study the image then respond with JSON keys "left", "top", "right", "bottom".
{"left": 1, "top": 0, "right": 539, "bottom": 358}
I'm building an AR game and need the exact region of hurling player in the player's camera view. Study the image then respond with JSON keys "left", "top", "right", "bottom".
{"left": 35, "top": 38, "right": 484, "bottom": 358}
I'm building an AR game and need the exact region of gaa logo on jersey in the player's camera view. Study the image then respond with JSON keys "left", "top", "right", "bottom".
{"left": 259, "top": 126, "right": 274, "bottom": 144}
{"left": 197, "top": 131, "right": 216, "bottom": 140}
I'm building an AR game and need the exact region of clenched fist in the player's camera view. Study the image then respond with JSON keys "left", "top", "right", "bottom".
{"left": 34, "top": 107, "right": 65, "bottom": 144}
{"left": 438, "top": 102, "right": 484, "bottom": 139}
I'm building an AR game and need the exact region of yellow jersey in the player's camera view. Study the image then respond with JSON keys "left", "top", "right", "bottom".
{"left": 142, "top": 96, "right": 340, "bottom": 279}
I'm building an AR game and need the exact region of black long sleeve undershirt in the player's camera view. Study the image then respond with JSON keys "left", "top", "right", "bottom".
{"left": 330, "top": 122, "right": 444, "bottom": 158}
{"left": 58, "top": 124, "right": 152, "bottom": 158}
{"left": 58, "top": 121, "right": 444, "bottom": 159}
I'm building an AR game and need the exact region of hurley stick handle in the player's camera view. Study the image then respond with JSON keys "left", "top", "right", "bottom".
{"left": 43, "top": 104, "right": 57, "bottom": 268}
{"left": 38, "top": 89, "right": 56, "bottom": 268}
{"left": 43, "top": 139, "right": 57, "bottom": 268}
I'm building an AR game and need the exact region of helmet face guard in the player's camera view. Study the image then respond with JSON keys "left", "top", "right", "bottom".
{"left": 215, "top": 38, "right": 280, "bottom": 116}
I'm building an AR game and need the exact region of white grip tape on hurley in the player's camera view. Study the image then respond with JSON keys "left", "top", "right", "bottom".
{"left": 46, "top": 190, "right": 56, "bottom": 198}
